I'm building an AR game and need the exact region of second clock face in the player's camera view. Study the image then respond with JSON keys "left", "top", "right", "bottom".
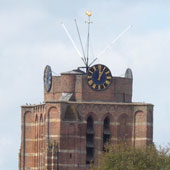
{"left": 44, "top": 65, "right": 52, "bottom": 92}
{"left": 87, "top": 64, "right": 112, "bottom": 91}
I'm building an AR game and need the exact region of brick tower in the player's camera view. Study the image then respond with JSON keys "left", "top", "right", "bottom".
{"left": 19, "top": 64, "right": 153, "bottom": 170}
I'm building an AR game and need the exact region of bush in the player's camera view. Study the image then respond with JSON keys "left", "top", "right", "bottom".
{"left": 91, "top": 143, "right": 170, "bottom": 170}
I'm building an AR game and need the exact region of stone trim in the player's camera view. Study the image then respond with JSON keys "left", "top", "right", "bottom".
{"left": 44, "top": 163, "right": 86, "bottom": 167}
{"left": 21, "top": 149, "right": 86, "bottom": 157}
{"left": 47, "top": 134, "right": 104, "bottom": 140}
{"left": 23, "top": 121, "right": 153, "bottom": 127}
{"left": 134, "top": 122, "right": 153, "bottom": 126}
{"left": 22, "top": 122, "right": 44, "bottom": 127}
{"left": 46, "top": 101, "right": 153, "bottom": 106}
{"left": 21, "top": 168, "right": 45, "bottom": 170}
{"left": 46, "top": 156, "right": 58, "bottom": 160}
{"left": 135, "top": 137, "right": 152, "bottom": 141}
{"left": 25, "top": 138, "right": 45, "bottom": 141}
{"left": 46, "top": 135, "right": 60, "bottom": 138}
{"left": 46, "top": 119, "right": 60, "bottom": 123}
{"left": 59, "top": 149, "right": 86, "bottom": 154}
{"left": 22, "top": 123, "right": 35, "bottom": 127}
{"left": 21, "top": 153, "right": 43, "bottom": 156}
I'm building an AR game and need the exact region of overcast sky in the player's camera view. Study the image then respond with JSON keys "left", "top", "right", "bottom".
{"left": 1, "top": 0, "right": 170, "bottom": 169}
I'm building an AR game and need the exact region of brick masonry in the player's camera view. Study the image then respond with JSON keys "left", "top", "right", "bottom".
{"left": 19, "top": 71, "right": 153, "bottom": 170}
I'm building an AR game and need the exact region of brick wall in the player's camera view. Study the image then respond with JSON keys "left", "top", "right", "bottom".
{"left": 44, "top": 74, "right": 132, "bottom": 103}
{"left": 19, "top": 101, "right": 153, "bottom": 170}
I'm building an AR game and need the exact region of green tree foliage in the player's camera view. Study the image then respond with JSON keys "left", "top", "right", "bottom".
{"left": 91, "top": 143, "right": 170, "bottom": 170}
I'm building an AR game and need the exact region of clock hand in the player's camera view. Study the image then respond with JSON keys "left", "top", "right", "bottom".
{"left": 98, "top": 67, "right": 106, "bottom": 80}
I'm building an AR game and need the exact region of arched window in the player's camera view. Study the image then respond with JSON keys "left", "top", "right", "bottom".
{"left": 103, "top": 116, "right": 111, "bottom": 151}
{"left": 86, "top": 116, "right": 94, "bottom": 164}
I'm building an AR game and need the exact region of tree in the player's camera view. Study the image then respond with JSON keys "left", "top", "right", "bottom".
{"left": 91, "top": 143, "right": 170, "bottom": 170}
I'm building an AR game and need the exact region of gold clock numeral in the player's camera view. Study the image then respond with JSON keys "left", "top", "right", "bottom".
{"left": 107, "top": 76, "right": 111, "bottom": 80}
{"left": 89, "top": 70, "right": 93, "bottom": 74}
{"left": 88, "top": 80, "right": 93, "bottom": 85}
{"left": 105, "top": 80, "right": 110, "bottom": 85}
{"left": 98, "top": 65, "right": 102, "bottom": 72}
{"left": 98, "top": 85, "right": 101, "bottom": 90}
{"left": 103, "top": 83, "right": 106, "bottom": 88}
{"left": 106, "top": 71, "right": 110, "bottom": 75}
{"left": 92, "top": 84, "right": 96, "bottom": 89}
{"left": 103, "top": 67, "right": 106, "bottom": 72}
{"left": 88, "top": 76, "right": 92, "bottom": 79}
{"left": 93, "top": 66, "right": 97, "bottom": 71}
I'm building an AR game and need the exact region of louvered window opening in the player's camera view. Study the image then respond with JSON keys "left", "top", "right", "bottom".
{"left": 103, "top": 116, "right": 111, "bottom": 151}
{"left": 86, "top": 116, "right": 94, "bottom": 164}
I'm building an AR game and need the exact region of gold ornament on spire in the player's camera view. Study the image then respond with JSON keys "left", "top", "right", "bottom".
{"left": 85, "top": 10, "right": 92, "bottom": 17}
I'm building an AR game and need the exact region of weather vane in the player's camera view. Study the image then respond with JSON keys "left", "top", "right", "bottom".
{"left": 85, "top": 10, "right": 92, "bottom": 22}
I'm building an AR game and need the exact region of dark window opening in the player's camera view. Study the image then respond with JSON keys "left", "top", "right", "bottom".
{"left": 87, "top": 116, "right": 93, "bottom": 131}
{"left": 86, "top": 116, "right": 94, "bottom": 164}
{"left": 104, "top": 117, "right": 110, "bottom": 130}
{"left": 103, "top": 116, "right": 111, "bottom": 151}
{"left": 86, "top": 134, "right": 94, "bottom": 147}
{"left": 86, "top": 148, "right": 94, "bottom": 164}
{"left": 70, "top": 153, "right": 72, "bottom": 159}
{"left": 103, "top": 134, "right": 110, "bottom": 144}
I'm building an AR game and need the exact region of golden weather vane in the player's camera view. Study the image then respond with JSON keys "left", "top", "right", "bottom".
{"left": 85, "top": 10, "right": 92, "bottom": 24}
{"left": 85, "top": 10, "right": 92, "bottom": 17}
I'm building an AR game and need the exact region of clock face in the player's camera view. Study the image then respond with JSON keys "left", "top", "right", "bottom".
{"left": 87, "top": 64, "right": 112, "bottom": 91}
{"left": 44, "top": 65, "right": 52, "bottom": 92}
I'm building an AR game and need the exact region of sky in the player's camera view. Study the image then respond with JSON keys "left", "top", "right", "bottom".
{"left": 1, "top": 0, "right": 170, "bottom": 169}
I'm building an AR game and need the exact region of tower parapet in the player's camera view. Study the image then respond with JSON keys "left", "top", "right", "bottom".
{"left": 44, "top": 69, "right": 132, "bottom": 103}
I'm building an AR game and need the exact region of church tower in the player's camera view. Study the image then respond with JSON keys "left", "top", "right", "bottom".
{"left": 19, "top": 12, "right": 153, "bottom": 170}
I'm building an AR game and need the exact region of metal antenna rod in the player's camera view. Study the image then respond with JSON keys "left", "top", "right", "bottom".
{"left": 86, "top": 19, "right": 90, "bottom": 66}
{"left": 61, "top": 22, "right": 83, "bottom": 58}
{"left": 85, "top": 11, "right": 92, "bottom": 72}
{"left": 74, "top": 19, "right": 86, "bottom": 64}
{"left": 89, "top": 57, "right": 97, "bottom": 67}
{"left": 97, "top": 25, "right": 132, "bottom": 58}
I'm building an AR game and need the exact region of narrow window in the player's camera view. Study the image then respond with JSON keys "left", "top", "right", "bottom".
{"left": 103, "top": 116, "right": 111, "bottom": 151}
{"left": 70, "top": 153, "right": 72, "bottom": 159}
{"left": 86, "top": 116, "right": 94, "bottom": 164}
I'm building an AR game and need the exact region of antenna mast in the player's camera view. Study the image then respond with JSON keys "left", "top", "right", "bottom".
{"left": 61, "top": 11, "right": 131, "bottom": 73}
{"left": 85, "top": 11, "right": 92, "bottom": 72}
{"left": 74, "top": 19, "right": 86, "bottom": 65}
{"left": 61, "top": 22, "right": 83, "bottom": 58}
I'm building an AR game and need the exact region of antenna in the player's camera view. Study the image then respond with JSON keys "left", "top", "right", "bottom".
{"left": 96, "top": 25, "right": 131, "bottom": 58}
{"left": 61, "top": 11, "right": 131, "bottom": 73}
{"left": 74, "top": 19, "right": 86, "bottom": 65}
{"left": 89, "top": 57, "right": 97, "bottom": 67}
{"left": 61, "top": 11, "right": 94, "bottom": 72}
{"left": 61, "top": 22, "right": 83, "bottom": 59}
